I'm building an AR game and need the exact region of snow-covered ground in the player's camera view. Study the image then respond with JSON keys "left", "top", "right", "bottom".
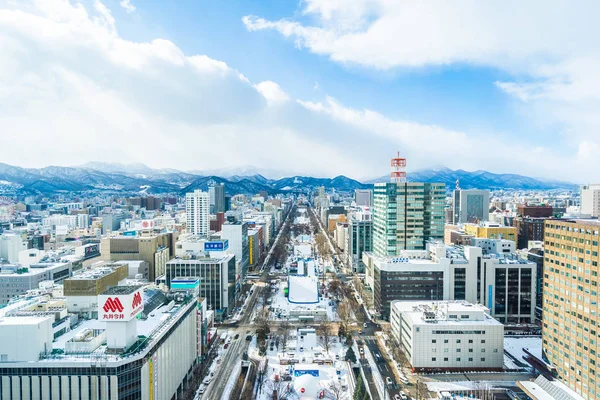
{"left": 256, "top": 328, "right": 352, "bottom": 400}
{"left": 270, "top": 280, "right": 337, "bottom": 321}
{"left": 504, "top": 336, "right": 542, "bottom": 364}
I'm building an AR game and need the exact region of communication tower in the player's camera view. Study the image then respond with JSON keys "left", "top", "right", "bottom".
{"left": 390, "top": 152, "right": 407, "bottom": 183}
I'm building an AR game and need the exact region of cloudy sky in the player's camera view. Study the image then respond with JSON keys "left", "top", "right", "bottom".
{"left": 0, "top": 0, "right": 598, "bottom": 181}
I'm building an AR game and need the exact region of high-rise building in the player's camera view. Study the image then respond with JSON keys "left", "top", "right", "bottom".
{"left": 213, "top": 183, "right": 225, "bottom": 213}
{"left": 372, "top": 182, "right": 445, "bottom": 256}
{"left": 542, "top": 219, "right": 600, "bottom": 399}
{"left": 220, "top": 221, "right": 249, "bottom": 285}
{"left": 581, "top": 184, "right": 600, "bottom": 217}
{"left": 452, "top": 189, "right": 490, "bottom": 224}
{"left": 186, "top": 190, "right": 210, "bottom": 236}
{"left": 354, "top": 189, "right": 372, "bottom": 207}
{"left": 347, "top": 212, "right": 373, "bottom": 273}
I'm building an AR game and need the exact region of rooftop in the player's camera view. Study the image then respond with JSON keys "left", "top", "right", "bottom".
{"left": 102, "top": 285, "right": 142, "bottom": 295}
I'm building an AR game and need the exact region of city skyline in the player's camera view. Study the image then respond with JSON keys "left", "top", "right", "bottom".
{"left": 1, "top": 0, "right": 598, "bottom": 181}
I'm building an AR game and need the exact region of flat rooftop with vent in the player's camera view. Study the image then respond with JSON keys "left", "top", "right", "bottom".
{"left": 390, "top": 300, "right": 504, "bottom": 372}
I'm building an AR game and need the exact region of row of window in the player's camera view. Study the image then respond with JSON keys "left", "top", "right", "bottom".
{"left": 431, "top": 357, "right": 486, "bottom": 362}
{"left": 432, "top": 339, "right": 487, "bottom": 344}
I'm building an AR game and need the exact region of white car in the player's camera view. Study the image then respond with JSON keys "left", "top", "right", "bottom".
{"left": 399, "top": 391, "right": 408, "bottom": 400}
{"left": 363, "top": 322, "right": 368, "bottom": 328}
{"left": 386, "top": 377, "right": 393, "bottom": 386}
{"left": 198, "top": 384, "right": 206, "bottom": 394}
{"left": 202, "top": 376, "right": 212, "bottom": 385}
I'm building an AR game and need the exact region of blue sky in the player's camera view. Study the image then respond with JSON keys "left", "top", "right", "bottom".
{"left": 0, "top": 0, "right": 598, "bottom": 181}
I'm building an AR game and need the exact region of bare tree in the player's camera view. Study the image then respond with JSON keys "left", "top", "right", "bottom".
{"left": 317, "top": 322, "right": 336, "bottom": 355}
{"left": 471, "top": 382, "right": 493, "bottom": 400}
{"left": 328, "top": 279, "right": 343, "bottom": 299}
{"left": 255, "top": 307, "right": 271, "bottom": 355}
{"left": 324, "top": 380, "right": 348, "bottom": 400}
{"left": 336, "top": 302, "right": 352, "bottom": 338}
{"left": 280, "top": 321, "right": 291, "bottom": 352}
{"left": 267, "top": 379, "right": 294, "bottom": 400}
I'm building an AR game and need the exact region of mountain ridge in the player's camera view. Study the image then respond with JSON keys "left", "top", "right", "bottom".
{"left": 0, "top": 162, "right": 577, "bottom": 195}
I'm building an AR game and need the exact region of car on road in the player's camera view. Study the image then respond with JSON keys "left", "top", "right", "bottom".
{"left": 202, "top": 376, "right": 212, "bottom": 385}
{"left": 234, "top": 334, "right": 239, "bottom": 339}
{"left": 198, "top": 384, "right": 206, "bottom": 394}
{"left": 386, "top": 377, "right": 393, "bottom": 386}
{"left": 359, "top": 348, "right": 364, "bottom": 355}
{"left": 394, "top": 395, "right": 401, "bottom": 400}
{"left": 363, "top": 322, "right": 368, "bottom": 328}
{"left": 224, "top": 343, "right": 229, "bottom": 349}
{"left": 246, "top": 335, "right": 252, "bottom": 341}
{"left": 399, "top": 391, "right": 408, "bottom": 400}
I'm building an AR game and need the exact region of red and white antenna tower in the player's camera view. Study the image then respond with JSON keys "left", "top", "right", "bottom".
{"left": 390, "top": 151, "right": 406, "bottom": 183}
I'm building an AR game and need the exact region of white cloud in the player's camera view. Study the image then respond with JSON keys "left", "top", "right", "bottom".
{"left": 244, "top": 0, "right": 600, "bottom": 181}
{"left": 254, "top": 81, "right": 289, "bottom": 104}
{"left": 120, "top": 0, "right": 135, "bottom": 14}
{"left": 0, "top": 0, "right": 594, "bottom": 181}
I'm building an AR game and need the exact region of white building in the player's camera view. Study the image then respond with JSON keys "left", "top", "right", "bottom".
{"left": 0, "top": 286, "right": 200, "bottom": 400}
{"left": 390, "top": 300, "right": 504, "bottom": 371}
{"left": 363, "top": 243, "right": 537, "bottom": 323}
{"left": 580, "top": 184, "right": 600, "bottom": 217}
{"left": 186, "top": 190, "right": 210, "bottom": 236}
{"left": 0, "top": 233, "right": 25, "bottom": 263}
{"left": 470, "top": 237, "right": 515, "bottom": 255}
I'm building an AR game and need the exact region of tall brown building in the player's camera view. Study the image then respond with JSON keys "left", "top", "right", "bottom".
{"left": 100, "top": 231, "right": 178, "bottom": 281}
{"left": 542, "top": 219, "right": 600, "bottom": 399}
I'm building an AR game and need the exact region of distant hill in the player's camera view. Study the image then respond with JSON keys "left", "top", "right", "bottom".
{"left": 0, "top": 162, "right": 576, "bottom": 196}
{"left": 366, "top": 167, "right": 576, "bottom": 190}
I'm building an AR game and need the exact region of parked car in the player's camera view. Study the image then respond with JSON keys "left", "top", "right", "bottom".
{"left": 363, "top": 322, "right": 368, "bottom": 328}
{"left": 246, "top": 335, "right": 252, "bottom": 341}
{"left": 399, "top": 391, "right": 408, "bottom": 400}
{"left": 198, "top": 384, "right": 206, "bottom": 394}
{"left": 202, "top": 376, "right": 212, "bottom": 385}
{"left": 224, "top": 343, "right": 229, "bottom": 349}
{"left": 394, "top": 395, "right": 401, "bottom": 400}
{"left": 386, "top": 377, "right": 393, "bottom": 386}
{"left": 234, "top": 334, "right": 239, "bottom": 339}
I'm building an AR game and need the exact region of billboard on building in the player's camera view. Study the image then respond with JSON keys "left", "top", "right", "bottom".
{"left": 98, "top": 287, "right": 144, "bottom": 322}
{"left": 204, "top": 240, "right": 229, "bottom": 252}
{"left": 140, "top": 220, "right": 154, "bottom": 229}
{"left": 123, "top": 230, "right": 137, "bottom": 237}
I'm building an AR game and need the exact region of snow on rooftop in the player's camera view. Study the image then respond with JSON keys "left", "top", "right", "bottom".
{"left": 288, "top": 276, "right": 319, "bottom": 304}
{"left": 504, "top": 336, "right": 543, "bottom": 363}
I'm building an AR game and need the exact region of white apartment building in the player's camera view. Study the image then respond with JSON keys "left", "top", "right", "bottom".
{"left": 186, "top": 190, "right": 210, "bottom": 236}
{"left": 0, "top": 234, "right": 25, "bottom": 263}
{"left": 390, "top": 300, "right": 504, "bottom": 371}
{"left": 581, "top": 184, "right": 600, "bottom": 217}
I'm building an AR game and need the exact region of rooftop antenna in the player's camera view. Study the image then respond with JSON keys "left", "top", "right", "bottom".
{"left": 390, "top": 151, "right": 407, "bottom": 183}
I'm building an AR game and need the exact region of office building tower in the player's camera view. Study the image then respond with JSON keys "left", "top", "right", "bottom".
{"left": 372, "top": 182, "right": 445, "bottom": 256}
{"left": 347, "top": 212, "right": 373, "bottom": 273}
{"left": 363, "top": 241, "right": 536, "bottom": 321}
{"left": 354, "top": 189, "right": 372, "bottom": 207}
{"left": 581, "top": 184, "right": 600, "bottom": 217}
{"left": 220, "top": 221, "right": 249, "bottom": 284}
{"left": 213, "top": 183, "right": 225, "bottom": 213}
{"left": 542, "top": 219, "right": 600, "bottom": 399}
{"left": 517, "top": 204, "right": 554, "bottom": 218}
{"left": 186, "top": 190, "right": 210, "bottom": 236}
{"left": 452, "top": 189, "right": 490, "bottom": 224}
{"left": 166, "top": 254, "right": 236, "bottom": 320}
{"left": 100, "top": 231, "right": 177, "bottom": 282}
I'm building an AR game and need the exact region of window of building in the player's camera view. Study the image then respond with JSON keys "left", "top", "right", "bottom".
{"left": 444, "top": 358, "right": 448, "bottom": 362}
{"left": 432, "top": 357, "right": 436, "bottom": 362}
